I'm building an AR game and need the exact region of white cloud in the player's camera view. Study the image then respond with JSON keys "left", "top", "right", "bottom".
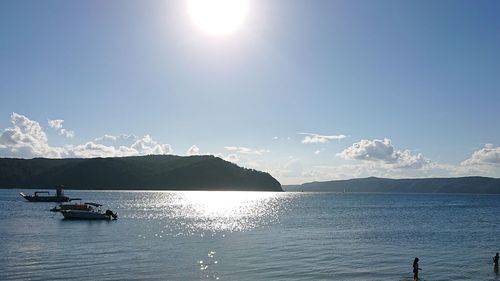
{"left": 187, "top": 145, "right": 200, "bottom": 156}
{"left": 48, "top": 119, "right": 74, "bottom": 138}
{"left": 338, "top": 138, "right": 395, "bottom": 161}
{"left": 131, "top": 134, "right": 172, "bottom": 155}
{"left": 223, "top": 153, "right": 240, "bottom": 164}
{"left": 94, "top": 134, "right": 117, "bottom": 142}
{"left": 314, "top": 150, "right": 321, "bottom": 155}
{"left": 65, "top": 142, "right": 135, "bottom": 158}
{"left": 461, "top": 144, "right": 500, "bottom": 166}
{"left": 0, "top": 113, "right": 60, "bottom": 158}
{"left": 64, "top": 136, "right": 172, "bottom": 158}
{"left": 224, "top": 146, "right": 270, "bottom": 155}
{"left": 59, "top": 129, "right": 75, "bottom": 138}
{"left": 0, "top": 113, "right": 172, "bottom": 159}
{"left": 94, "top": 134, "right": 138, "bottom": 143}
{"left": 273, "top": 136, "right": 279, "bottom": 140}
{"left": 299, "top": 132, "right": 347, "bottom": 144}
{"left": 338, "top": 138, "right": 429, "bottom": 169}
{"left": 48, "top": 119, "right": 64, "bottom": 129}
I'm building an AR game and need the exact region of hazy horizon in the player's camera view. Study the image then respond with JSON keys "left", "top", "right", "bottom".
{"left": 1, "top": 0, "right": 499, "bottom": 185}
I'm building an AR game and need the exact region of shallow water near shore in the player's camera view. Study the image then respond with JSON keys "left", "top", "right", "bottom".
{"left": 1, "top": 189, "right": 500, "bottom": 281}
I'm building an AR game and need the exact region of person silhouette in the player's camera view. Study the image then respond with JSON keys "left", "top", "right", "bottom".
{"left": 494, "top": 252, "right": 499, "bottom": 273}
{"left": 413, "top": 257, "right": 421, "bottom": 281}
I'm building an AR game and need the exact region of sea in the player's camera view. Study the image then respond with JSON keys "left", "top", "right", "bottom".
{"left": 1, "top": 189, "right": 500, "bottom": 281}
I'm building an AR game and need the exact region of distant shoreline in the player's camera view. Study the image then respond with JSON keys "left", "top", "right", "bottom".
{"left": 284, "top": 176, "right": 500, "bottom": 194}
{"left": 282, "top": 190, "right": 500, "bottom": 196}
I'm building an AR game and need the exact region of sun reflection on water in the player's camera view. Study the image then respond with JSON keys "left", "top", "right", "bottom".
{"left": 126, "top": 191, "right": 293, "bottom": 235}
{"left": 181, "top": 191, "right": 277, "bottom": 217}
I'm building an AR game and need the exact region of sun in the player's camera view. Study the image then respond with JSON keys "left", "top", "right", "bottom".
{"left": 187, "top": 0, "right": 248, "bottom": 36}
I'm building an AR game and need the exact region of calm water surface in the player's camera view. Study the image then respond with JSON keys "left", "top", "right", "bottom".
{"left": 1, "top": 190, "right": 500, "bottom": 281}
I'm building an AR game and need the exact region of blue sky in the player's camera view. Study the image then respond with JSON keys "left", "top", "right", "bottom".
{"left": 1, "top": 0, "right": 499, "bottom": 184}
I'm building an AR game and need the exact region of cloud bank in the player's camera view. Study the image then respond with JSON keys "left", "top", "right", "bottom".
{"left": 0, "top": 113, "right": 61, "bottom": 158}
{"left": 462, "top": 144, "right": 500, "bottom": 166}
{"left": 3, "top": 113, "right": 498, "bottom": 184}
{"left": 0, "top": 113, "right": 172, "bottom": 158}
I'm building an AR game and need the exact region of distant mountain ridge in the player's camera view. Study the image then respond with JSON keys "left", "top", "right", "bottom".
{"left": 0, "top": 155, "right": 282, "bottom": 191}
{"left": 284, "top": 176, "right": 500, "bottom": 194}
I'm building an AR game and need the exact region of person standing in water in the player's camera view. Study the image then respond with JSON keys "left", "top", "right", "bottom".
{"left": 494, "top": 252, "right": 499, "bottom": 273}
{"left": 413, "top": 257, "right": 421, "bottom": 281}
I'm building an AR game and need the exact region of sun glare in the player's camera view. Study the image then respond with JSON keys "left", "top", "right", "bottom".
{"left": 187, "top": 0, "right": 248, "bottom": 36}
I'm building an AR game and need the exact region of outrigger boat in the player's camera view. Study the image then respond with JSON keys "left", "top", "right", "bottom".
{"left": 60, "top": 203, "right": 117, "bottom": 220}
{"left": 20, "top": 186, "right": 70, "bottom": 202}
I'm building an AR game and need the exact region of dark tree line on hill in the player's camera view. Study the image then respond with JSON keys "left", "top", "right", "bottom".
{"left": 285, "top": 176, "right": 500, "bottom": 194}
{"left": 0, "top": 155, "right": 282, "bottom": 191}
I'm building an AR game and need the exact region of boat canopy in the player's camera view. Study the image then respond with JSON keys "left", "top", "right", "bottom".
{"left": 84, "top": 202, "right": 102, "bottom": 207}
{"left": 34, "top": 191, "right": 50, "bottom": 196}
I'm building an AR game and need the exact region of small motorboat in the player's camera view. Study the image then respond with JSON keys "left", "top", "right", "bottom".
{"left": 60, "top": 204, "right": 117, "bottom": 220}
{"left": 20, "top": 186, "right": 70, "bottom": 202}
{"left": 50, "top": 198, "right": 93, "bottom": 212}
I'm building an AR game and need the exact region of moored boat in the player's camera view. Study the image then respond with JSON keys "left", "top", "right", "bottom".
{"left": 50, "top": 199, "right": 94, "bottom": 212}
{"left": 20, "top": 186, "right": 70, "bottom": 202}
{"left": 60, "top": 205, "right": 117, "bottom": 220}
